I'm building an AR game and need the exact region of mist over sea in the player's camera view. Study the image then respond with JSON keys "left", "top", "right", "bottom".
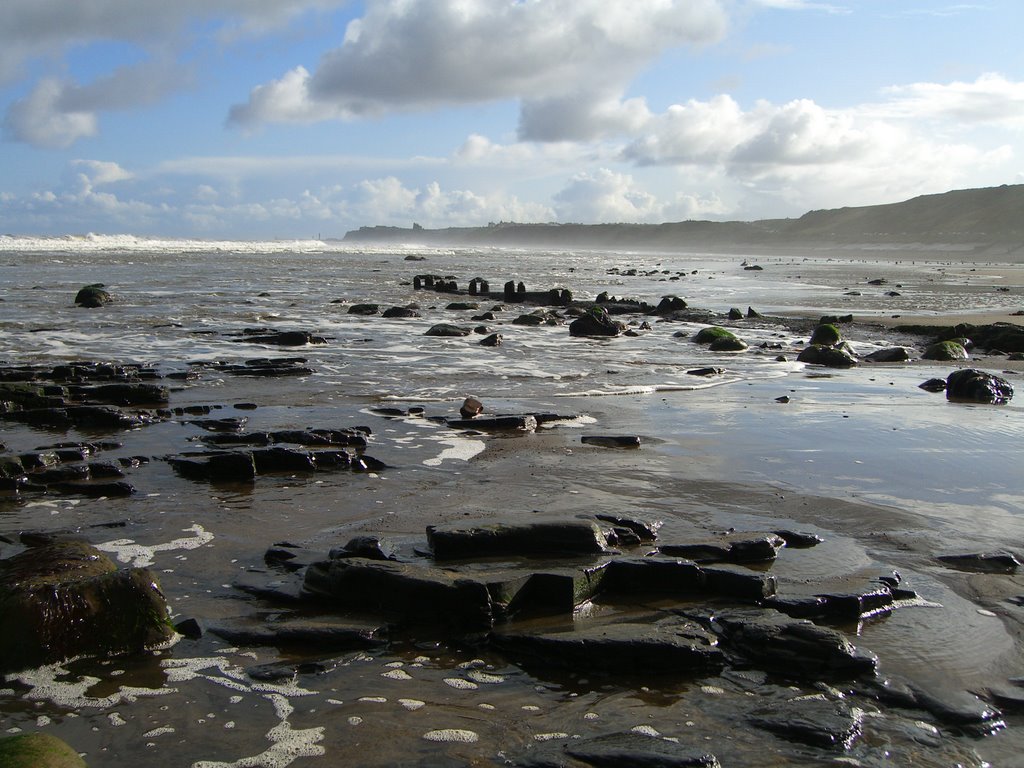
{"left": 1, "top": 234, "right": 1022, "bottom": 766}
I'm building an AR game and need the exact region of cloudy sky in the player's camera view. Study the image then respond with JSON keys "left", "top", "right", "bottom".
{"left": 1, "top": 0, "right": 1021, "bottom": 238}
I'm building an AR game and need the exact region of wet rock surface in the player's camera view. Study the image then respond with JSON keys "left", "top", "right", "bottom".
{"left": 0, "top": 541, "right": 173, "bottom": 673}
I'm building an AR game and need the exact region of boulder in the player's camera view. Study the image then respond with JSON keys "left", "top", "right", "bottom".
{"left": 709, "top": 336, "right": 747, "bottom": 352}
{"left": 945, "top": 368, "right": 1013, "bottom": 404}
{"left": 659, "top": 532, "right": 786, "bottom": 564}
{"left": 479, "top": 333, "right": 503, "bottom": 347}
{"left": 0, "top": 733, "right": 87, "bottom": 768}
{"left": 427, "top": 518, "right": 609, "bottom": 560}
{"left": 381, "top": 306, "right": 418, "bottom": 318}
{"left": 864, "top": 347, "right": 910, "bottom": 362}
{"left": 237, "top": 330, "right": 327, "bottom": 346}
{"left": 797, "top": 344, "right": 858, "bottom": 367}
{"left": 593, "top": 514, "right": 662, "bottom": 542}
{"left": 694, "top": 326, "right": 737, "bottom": 345}
{"left": 654, "top": 296, "right": 688, "bottom": 314}
{"left": 569, "top": 307, "right": 622, "bottom": 337}
{"left": 922, "top": 341, "right": 968, "bottom": 361}
{"left": 74, "top": 284, "right": 111, "bottom": 308}
{"left": 918, "top": 377, "right": 947, "bottom": 392}
{"left": 347, "top": 303, "right": 380, "bottom": 315}
{"left": 809, "top": 323, "right": 842, "bottom": 346}
{"left": 425, "top": 323, "right": 472, "bottom": 337}
{"left": 0, "top": 541, "right": 173, "bottom": 673}
{"left": 581, "top": 435, "right": 641, "bottom": 448}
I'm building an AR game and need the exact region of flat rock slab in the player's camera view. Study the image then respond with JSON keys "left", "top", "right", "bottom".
{"left": 490, "top": 618, "right": 724, "bottom": 674}
{"left": 208, "top": 615, "right": 387, "bottom": 650}
{"left": 520, "top": 731, "right": 720, "bottom": 767}
{"left": 748, "top": 697, "right": 863, "bottom": 749}
{"left": 660, "top": 532, "right": 785, "bottom": 564}
{"left": 427, "top": 518, "right": 609, "bottom": 560}
{"left": 711, "top": 609, "right": 877, "bottom": 679}
{"left": 302, "top": 559, "right": 494, "bottom": 632}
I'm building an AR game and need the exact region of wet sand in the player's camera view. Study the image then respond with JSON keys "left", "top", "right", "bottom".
{"left": 2, "top": 248, "right": 1023, "bottom": 766}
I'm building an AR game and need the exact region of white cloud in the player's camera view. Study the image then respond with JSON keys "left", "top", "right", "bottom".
{"left": 70, "top": 159, "right": 133, "bottom": 186}
{"left": 229, "top": 0, "right": 728, "bottom": 139}
{"left": 3, "top": 78, "right": 97, "bottom": 149}
{"left": 552, "top": 168, "right": 727, "bottom": 223}
{"left": 879, "top": 73, "right": 1024, "bottom": 126}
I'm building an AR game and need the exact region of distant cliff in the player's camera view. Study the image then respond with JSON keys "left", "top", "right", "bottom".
{"left": 343, "top": 184, "right": 1024, "bottom": 254}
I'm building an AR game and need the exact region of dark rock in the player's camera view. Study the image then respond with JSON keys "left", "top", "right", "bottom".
{"left": 918, "top": 377, "right": 947, "bottom": 392}
{"left": 655, "top": 296, "right": 688, "bottom": 314}
{"left": 602, "top": 557, "right": 705, "bottom": 596}
{"left": 460, "top": 396, "right": 483, "bottom": 418}
{"left": 945, "top": 368, "right": 1013, "bottom": 404}
{"left": 524, "top": 731, "right": 720, "bottom": 768}
{"left": 50, "top": 480, "right": 135, "bottom": 497}
{"left": 491, "top": 618, "right": 723, "bottom": 674}
{"left": 381, "top": 306, "right": 419, "bottom": 318}
{"left": 174, "top": 617, "right": 205, "bottom": 639}
{"left": 711, "top": 609, "right": 877, "bottom": 679}
{"left": 427, "top": 518, "right": 609, "bottom": 560}
{"left": 581, "top": 435, "right": 640, "bottom": 448}
{"left": 809, "top": 324, "right": 842, "bottom": 346}
{"left": 252, "top": 447, "right": 317, "bottom": 474}
{"left": 708, "top": 336, "right": 747, "bottom": 352}
{"left": 480, "top": 332, "right": 503, "bottom": 347}
{"left": 329, "top": 536, "right": 398, "bottom": 561}
{"left": 446, "top": 302, "right": 479, "bottom": 311}
{"left": 744, "top": 265, "right": 763, "bottom": 271}
{"left": 687, "top": 367, "right": 724, "bottom": 377}
{"left": 659, "top": 533, "right": 785, "bottom": 564}
{"left": 728, "top": 307, "right": 744, "bottom": 320}
{"left": 937, "top": 551, "right": 1020, "bottom": 573}
{"left": 75, "top": 284, "right": 112, "bottom": 308}
{"left": 569, "top": 307, "right": 623, "bottom": 337}
{"left": 208, "top": 615, "right": 388, "bottom": 650}
{"left": 170, "top": 452, "right": 257, "bottom": 482}
{"left": 594, "top": 514, "right": 661, "bottom": 542}
{"left": 747, "top": 307, "right": 763, "bottom": 318}
{"left": 302, "top": 559, "right": 494, "bottom": 632}
{"left": 347, "top": 303, "right": 380, "bottom": 315}
{"left": 425, "top": 323, "right": 472, "bottom": 337}
{"left": 447, "top": 415, "right": 538, "bottom": 431}
{"left": 864, "top": 347, "right": 911, "bottom": 362}
{"left": 701, "top": 565, "right": 777, "bottom": 601}
{"left": 238, "top": 330, "right": 327, "bottom": 346}
{"left": 772, "top": 530, "right": 823, "bottom": 548}
{"left": 797, "top": 344, "right": 858, "bottom": 367}
{"left": 749, "top": 697, "right": 863, "bottom": 749}
{"left": 0, "top": 541, "right": 173, "bottom": 673}
{"left": 502, "top": 566, "right": 608, "bottom": 617}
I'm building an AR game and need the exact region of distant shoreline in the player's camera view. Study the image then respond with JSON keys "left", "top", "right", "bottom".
{"left": 343, "top": 183, "right": 1024, "bottom": 262}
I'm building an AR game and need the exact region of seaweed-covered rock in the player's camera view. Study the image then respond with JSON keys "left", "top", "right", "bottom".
{"left": 0, "top": 541, "right": 173, "bottom": 673}
{"left": 694, "top": 326, "right": 737, "bottom": 345}
{"left": 922, "top": 341, "right": 968, "bottom": 361}
{"left": 74, "top": 284, "right": 111, "bottom": 308}
{"left": 945, "top": 368, "right": 1013, "bottom": 404}
{"left": 864, "top": 347, "right": 911, "bottom": 362}
{"left": 569, "top": 307, "right": 622, "bottom": 338}
{"left": 0, "top": 733, "right": 87, "bottom": 767}
{"left": 797, "top": 344, "right": 858, "bottom": 367}
{"left": 809, "top": 323, "right": 842, "bottom": 346}
{"left": 709, "top": 336, "right": 748, "bottom": 352}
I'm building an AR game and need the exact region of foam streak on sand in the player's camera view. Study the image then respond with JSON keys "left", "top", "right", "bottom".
{"left": 97, "top": 524, "right": 215, "bottom": 568}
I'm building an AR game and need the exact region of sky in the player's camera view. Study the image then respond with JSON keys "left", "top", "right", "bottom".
{"left": 0, "top": 0, "right": 1021, "bottom": 239}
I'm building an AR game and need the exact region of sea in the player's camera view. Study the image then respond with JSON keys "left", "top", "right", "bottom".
{"left": 0, "top": 233, "right": 1022, "bottom": 766}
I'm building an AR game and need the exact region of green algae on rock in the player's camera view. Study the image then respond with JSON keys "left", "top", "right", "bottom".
{"left": 922, "top": 341, "right": 969, "bottom": 361}
{"left": 0, "top": 541, "right": 174, "bottom": 674}
{"left": 0, "top": 733, "right": 87, "bottom": 767}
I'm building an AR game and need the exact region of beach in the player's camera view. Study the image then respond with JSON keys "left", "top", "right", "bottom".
{"left": 1, "top": 238, "right": 1023, "bottom": 766}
